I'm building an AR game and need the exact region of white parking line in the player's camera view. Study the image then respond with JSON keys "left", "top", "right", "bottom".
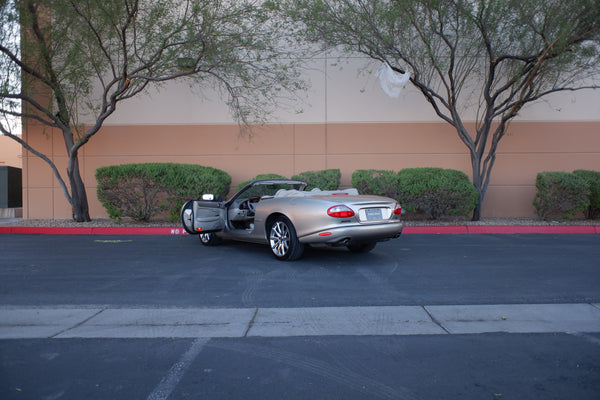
{"left": 1, "top": 304, "right": 600, "bottom": 339}
{"left": 146, "top": 338, "right": 209, "bottom": 400}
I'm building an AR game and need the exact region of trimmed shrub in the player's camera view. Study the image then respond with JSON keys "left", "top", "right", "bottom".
{"left": 533, "top": 171, "right": 590, "bottom": 220}
{"left": 292, "top": 169, "right": 341, "bottom": 191}
{"left": 397, "top": 168, "right": 478, "bottom": 219}
{"left": 351, "top": 169, "right": 400, "bottom": 199}
{"left": 96, "top": 163, "right": 231, "bottom": 222}
{"left": 573, "top": 170, "right": 600, "bottom": 219}
{"left": 236, "top": 173, "right": 288, "bottom": 192}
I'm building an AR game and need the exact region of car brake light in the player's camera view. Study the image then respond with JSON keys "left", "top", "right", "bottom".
{"left": 327, "top": 205, "right": 355, "bottom": 218}
{"left": 394, "top": 203, "right": 402, "bottom": 215}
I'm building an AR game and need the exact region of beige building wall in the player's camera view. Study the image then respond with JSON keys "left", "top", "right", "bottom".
{"left": 0, "top": 135, "right": 22, "bottom": 168}
{"left": 21, "top": 56, "right": 600, "bottom": 220}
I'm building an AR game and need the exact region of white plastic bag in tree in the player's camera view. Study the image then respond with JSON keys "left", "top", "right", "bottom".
{"left": 375, "top": 62, "right": 410, "bottom": 98}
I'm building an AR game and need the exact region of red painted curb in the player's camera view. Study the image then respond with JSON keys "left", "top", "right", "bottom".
{"left": 466, "top": 225, "right": 599, "bottom": 234}
{"left": 1, "top": 225, "right": 599, "bottom": 235}
{"left": 5, "top": 227, "right": 94, "bottom": 235}
{"left": 403, "top": 225, "right": 600, "bottom": 235}
{"left": 90, "top": 227, "right": 189, "bottom": 235}
{"left": 0, "top": 226, "right": 189, "bottom": 235}
{"left": 403, "top": 226, "right": 469, "bottom": 234}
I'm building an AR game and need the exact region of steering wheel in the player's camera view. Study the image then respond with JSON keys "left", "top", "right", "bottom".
{"left": 243, "top": 196, "right": 261, "bottom": 213}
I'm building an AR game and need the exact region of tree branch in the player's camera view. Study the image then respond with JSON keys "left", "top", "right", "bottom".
{"left": 0, "top": 127, "right": 72, "bottom": 205}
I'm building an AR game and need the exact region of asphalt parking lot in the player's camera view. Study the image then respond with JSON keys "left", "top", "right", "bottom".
{"left": 1, "top": 233, "right": 599, "bottom": 308}
{"left": 1, "top": 233, "right": 600, "bottom": 399}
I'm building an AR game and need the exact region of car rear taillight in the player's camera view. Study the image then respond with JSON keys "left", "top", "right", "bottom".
{"left": 394, "top": 203, "right": 402, "bottom": 215}
{"left": 327, "top": 205, "right": 355, "bottom": 218}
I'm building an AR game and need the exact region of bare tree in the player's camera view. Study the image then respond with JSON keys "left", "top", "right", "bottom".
{"left": 0, "top": 0, "right": 304, "bottom": 221}
{"left": 282, "top": 0, "right": 600, "bottom": 220}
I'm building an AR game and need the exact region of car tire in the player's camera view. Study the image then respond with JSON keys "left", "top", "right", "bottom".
{"left": 347, "top": 242, "right": 377, "bottom": 253}
{"left": 268, "top": 216, "right": 304, "bottom": 261}
{"left": 199, "top": 232, "right": 221, "bottom": 246}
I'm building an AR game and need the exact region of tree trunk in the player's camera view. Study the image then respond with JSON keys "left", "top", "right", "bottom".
{"left": 472, "top": 191, "right": 483, "bottom": 221}
{"left": 471, "top": 155, "right": 483, "bottom": 221}
{"left": 68, "top": 153, "right": 91, "bottom": 222}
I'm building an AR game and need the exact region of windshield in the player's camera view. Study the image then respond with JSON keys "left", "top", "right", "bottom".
{"left": 239, "top": 181, "right": 305, "bottom": 199}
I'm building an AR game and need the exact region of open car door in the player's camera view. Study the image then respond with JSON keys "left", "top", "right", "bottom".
{"left": 180, "top": 199, "right": 226, "bottom": 235}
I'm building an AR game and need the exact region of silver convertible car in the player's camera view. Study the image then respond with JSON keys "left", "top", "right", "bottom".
{"left": 181, "top": 179, "right": 403, "bottom": 261}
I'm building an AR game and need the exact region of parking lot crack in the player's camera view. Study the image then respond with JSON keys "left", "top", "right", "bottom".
{"left": 422, "top": 306, "right": 450, "bottom": 334}
{"left": 244, "top": 308, "right": 259, "bottom": 337}
{"left": 49, "top": 308, "right": 105, "bottom": 338}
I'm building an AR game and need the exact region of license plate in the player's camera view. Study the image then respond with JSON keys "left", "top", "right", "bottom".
{"left": 365, "top": 208, "right": 383, "bottom": 221}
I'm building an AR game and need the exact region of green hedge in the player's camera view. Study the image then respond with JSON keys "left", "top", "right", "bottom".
{"left": 351, "top": 169, "right": 400, "bottom": 199}
{"left": 292, "top": 169, "right": 340, "bottom": 191}
{"left": 397, "top": 168, "right": 478, "bottom": 219}
{"left": 573, "top": 170, "right": 600, "bottom": 219}
{"left": 533, "top": 171, "right": 590, "bottom": 220}
{"left": 351, "top": 168, "right": 477, "bottom": 219}
{"left": 96, "top": 163, "right": 231, "bottom": 222}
